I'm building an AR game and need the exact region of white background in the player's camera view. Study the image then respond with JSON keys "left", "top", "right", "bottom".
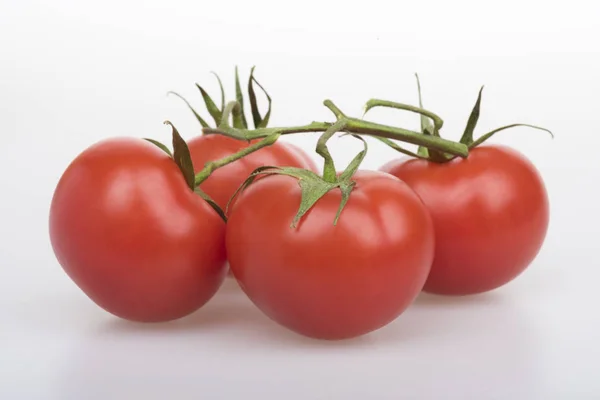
{"left": 1, "top": 0, "right": 599, "bottom": 399}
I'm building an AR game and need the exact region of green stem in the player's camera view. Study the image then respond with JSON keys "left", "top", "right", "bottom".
{"left": 197, "top": 99, "right": 468, "bottom": 189}
{"left": 204, "top": 127, "right": 243, "bottom": 140}
{"left": 347, "top": 119, "right": 463, "bottom": 155}
{"left": 316, "top": 119, "right": 348, "bottom": 183}
{"left": 323, "top": 100, "right": 347, "bottom": 119}
{"left": 194, "top": 133, "right": 281, "bottom": 186}
{"left": 363, "top": 99, "right": 444, "bottom": 133}
{"left": 206, "top": 119, "right": 468, "bottom": 158}
{"left": 203, "top": 121, "right": 328, "bottom": 139}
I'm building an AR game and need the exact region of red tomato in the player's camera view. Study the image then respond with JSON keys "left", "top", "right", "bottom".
{"left": 226, "top": 170, "right": 435, "bottom": 340}
{"left": 49, "top": 137, "right": 227, "bottom": 322}
{"left": 187, "top": 135, "right": 318, "bottom": 210}
{"left": 381, "top": 144, "right": 549, "bottom": 296}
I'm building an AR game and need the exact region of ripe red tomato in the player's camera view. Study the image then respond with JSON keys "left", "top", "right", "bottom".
{"left": 187, "top": 135, "right": 318, "bottom": 210}
{"left": 49, "top": 137, "right": 227, "bottom": 322}
{"left": 381, "top": 144, "right": 549, "bottom": 296}
{"left": 226, "top": 170, "right": 435, "bottom": 340}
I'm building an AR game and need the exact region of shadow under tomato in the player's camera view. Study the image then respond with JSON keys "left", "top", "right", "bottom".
{"left": 88, "top": 277, "right": 523, "bottom": 350}
{"left": 365, "top": 288, "right": 516, "bottom": 345}
{"left": 97, "top": 278, "right": 377, "bottom": 348}
{"left": 55, "top": 286, "right": 542, "bottom": 400}
{"left": 97, "top": 278, "right": 507, "bottom": 347}
{"left": 413, "top": 290, "right": 505, "bottom": 307}
{"left": 98, "top": 278, "right": 262, "bottom": 331}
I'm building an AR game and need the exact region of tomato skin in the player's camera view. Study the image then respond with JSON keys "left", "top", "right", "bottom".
{"left": 226, "top": 170, "right": 435, "bottom": 340}
{"left": 49, "top": 137, "right": 227, "bottom": 322}
{"left": 187, "top": 135, "right": 318, "bottom": 210}
{"left": 381, "top": 145, "right": 549, "bottom": 296}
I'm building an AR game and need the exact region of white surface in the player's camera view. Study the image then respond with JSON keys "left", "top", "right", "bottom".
{"left": 1, "top": 0, "right": 599, "bottom": 399}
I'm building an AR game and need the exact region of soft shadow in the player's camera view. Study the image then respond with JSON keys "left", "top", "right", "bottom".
{"left": 97, "top": 277, "right": 375, "bottom": 348}
{"left": 55, "top": 291, "right": 541, "bottom": 400}
{"left": 98, "top": 278, "right": 260, "bottom": 332}
{"left": 366, "top": 289, "right": 513, "bottom": 345}
{"left": 217, "top": 274, "right": 242, "bottom": 293}
{"left": 59, "top": 277, "right": 522, "bottom": 350}
{"left": 413, "top": 290, "right": 505, "bottom": 307}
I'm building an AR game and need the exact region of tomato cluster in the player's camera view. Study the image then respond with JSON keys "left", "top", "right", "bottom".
{"left": 48, "top": 69, "right": 550, "bottom": 340}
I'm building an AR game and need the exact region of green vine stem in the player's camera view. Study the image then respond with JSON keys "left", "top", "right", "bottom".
{"left": 203, "top": 100, "right": 469, "bottom": 158}
{"left": 362, "top": 95, "right": 448, "bottom": 162}
{"left": 194, "top": 133, "right": 281, "bottom": 186}
{"left": 316, "top": 119, "right": 347, "bottom": 183}
{"left": 160, "top": 70, "right": 473, "bottom": 224}
{"left": 363, "top": 99, "right": 444, "bottom": 134}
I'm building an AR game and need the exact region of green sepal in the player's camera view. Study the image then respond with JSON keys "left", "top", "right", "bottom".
{"left": 145, "top": 131, "right": 226, "bottom": 222}
{"left": 234, "top": 66, "right": 248, "bottom": 129}
{"left": 338, "top": 134, "right": 368, "bottom": 181}
{"left": 247, "top": 66, "right": 273, "bottom": 129}
{"left": 414, "top": 74, "right": 448, "bottom": 160}
{"left": 335, "top": 181, "right": 356, "bottom": 225}
{"left": 415, "top": 73, "right": 432, "bottom": 157}
{"left": 164, "top": 121, "right": 195, "bottom": 191}
{"left": 219, "top": 101, "right": 247, "bottom": 136}
{"left": 167, "top": 91, "right": 210, "bottom": 128}
{"left": 210, "top": 71, "right": 225, "bottom": 112}
{"left": 196, "top": 83, "right": 222, "bottom": 126}
{"left": 415, "top": 74, "right": 437, "bottom": 137}
{"left": 293, "top": 174, "right": 339, "bottom": 227}
{"left": 334, "top": 133, "right": 367, "bottom": 224}
{"left": 144, "top": 138, "right": 172, "bottom": 157}
{"left": 194, "top": 187, "right": 227, "bottom": 222}
{"left": 470, "top": 123, "right": 554, "bottom": 149}
{"left": 226, "top": 165, "right": 278, "bottom": 214}
{"left": 459, "top": 86, "right": 484, "bottom": 146}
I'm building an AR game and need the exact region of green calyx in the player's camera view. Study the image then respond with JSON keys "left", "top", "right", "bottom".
{"left": 167, "top": 66, "right": 274, "bottom": 132}
{"left": 247, "top": 66, "right": 272, "bottom": 129}
{"left": 362, "top": 74, "right": 553, "bottom": 162}
{"left": 457, "top": 86, "right": 553, "bottom": 150}
{"left": 231, "top": 133, "right": 368, "bottom": 228}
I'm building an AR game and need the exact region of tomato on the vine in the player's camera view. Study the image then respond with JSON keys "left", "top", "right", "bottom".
{"left": 49, "top": 137, "right": 227, "bottom": 322}
{"left": 381, "top": 144, "right": 549, "bottom": 296}
{"left": 188, "top": 135, "right": 318, "bottom": 210}
{"left": 226, "top": 170, "right": 435, "bottom": 340}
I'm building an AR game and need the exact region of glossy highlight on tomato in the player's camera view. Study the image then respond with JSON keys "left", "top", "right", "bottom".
{"left": 49, "top": 137, "right": 227, "bottom": 322}
{"left": 188, "top": 134, "right": 318, "bottom": 210}
{"left": 381, "top": 144, "right": 549, "bottom": 296}
{"left": 226, "top": 170, "right": 435, "bottom": 340}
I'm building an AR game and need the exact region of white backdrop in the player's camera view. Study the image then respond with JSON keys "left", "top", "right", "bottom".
{"left": 1, "top": 0, "right": 599, "bottom": 399}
